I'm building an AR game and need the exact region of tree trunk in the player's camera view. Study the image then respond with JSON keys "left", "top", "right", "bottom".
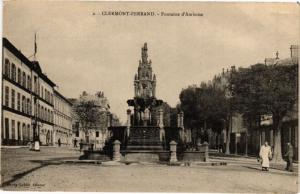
{"left": 225, "top": 116, "right": 231, "bottom": 154}
{"left": 225, "top": 127, "right": 230, "bottom": 154}
{"left": 273, "top": 120, "right": 283, "bottom": 162}
{"left": 217, "top": 133, "right": 221, "bottom": 153}
{"left": 245, "top": 132, "right": 248, "bottom": 156}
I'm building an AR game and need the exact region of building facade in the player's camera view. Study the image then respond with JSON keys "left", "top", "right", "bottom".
{"left": 1, "top": 38, "right": 70, "bottom": 146}
{"left": 53, "top": 90, "right": 73, "bottom": 146}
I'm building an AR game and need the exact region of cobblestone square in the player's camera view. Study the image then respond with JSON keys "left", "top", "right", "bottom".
{"left": 1, "top": 147, "right": 298, "bottom": 193}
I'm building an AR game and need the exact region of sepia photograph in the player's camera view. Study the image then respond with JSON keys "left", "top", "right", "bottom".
{"left": 1, "top": 1, "right": 299, "bottom": 193}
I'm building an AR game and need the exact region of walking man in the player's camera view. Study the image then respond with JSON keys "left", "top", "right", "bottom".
{"left": 259, "top": 141, "right": 272, "bottom": 171}
{"left": 284, "top": 142, "right": 294, "bottom": 172}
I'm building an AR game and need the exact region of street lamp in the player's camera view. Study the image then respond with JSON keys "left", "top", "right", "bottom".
{"left": 31, "top": 119, "right": 43, "bottom": 151}
{"left": 30, "top": 96, "right": 41, "bottom": 151}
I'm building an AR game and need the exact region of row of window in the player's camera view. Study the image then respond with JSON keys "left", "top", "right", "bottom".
{"left": 42, "top": 87, "right": 53, "bottom": 105}
{"left": 4, "top": 86, "right": 54, "bottom": 123}
{"left": 4, "top": 58, "right": 32, "bottom": 90}
{"left": 4, "top": 58, "right": 54, "bottom": 105}
{"left": 55, "top": 111, "right": 72, "bottom": 121}
{"left": 54, "top": 113, "right": 72, "bottom": 129}
{"left": 74, "top": 130, "right": 101, "bottom": 138}
{"left": 2, "top": 118, "right": 32, "bottom": 141}
{"left": 4, "top": 86, "right": 32, "bottom": 115}
{"left": 54, "top": 99, "right": 71, "bottom": 116}
{"left": 34, "top": 77, "right": 54, "bottom": 104}
{"left": 37, "top": 104, "right": 54, "bottom": 123}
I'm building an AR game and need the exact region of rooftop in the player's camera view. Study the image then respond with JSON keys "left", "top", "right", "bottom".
{"left": 3, "top": 37, "right": 56, "bottom": 87}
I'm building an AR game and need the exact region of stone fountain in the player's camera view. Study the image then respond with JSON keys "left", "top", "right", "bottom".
{"left": 79, "top": 43, "right": 209, "bottom": 163}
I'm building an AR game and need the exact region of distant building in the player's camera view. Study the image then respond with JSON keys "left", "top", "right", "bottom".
{"left": 2, "top": 38, "right": 55, "bottom": 145}
{"left": 53, "top": 90, "right": 73, "bottom": 146}
{"left": 265, "top": 45, "right": 298, "bottom": 65}
{"left": 290, "top": 45, "right": 298, "bottom": 60}
{"left": 69, "top": 91, "right": 111, "bottom": 149}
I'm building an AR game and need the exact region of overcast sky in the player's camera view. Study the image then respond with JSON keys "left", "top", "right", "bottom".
{"left": 3, "top": 1, "right": 299, "bottom": 123}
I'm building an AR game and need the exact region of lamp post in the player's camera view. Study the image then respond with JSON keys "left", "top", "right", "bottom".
{"left": 32, "top": 119, "right": 43, "bottom": 151}
{"left": 31, "top": 96, "right": 41, "bottom": 151}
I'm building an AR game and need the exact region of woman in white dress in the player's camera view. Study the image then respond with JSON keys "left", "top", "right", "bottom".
{"left": 259, "top": 141, "right": 272, "bottom": 171}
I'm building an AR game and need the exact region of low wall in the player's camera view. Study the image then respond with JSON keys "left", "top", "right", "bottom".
{"left": 181, "top": 151, "right": 207, "bottom": 162}
{"left": 79, "top": 142, "right": 209, "bottom": 163}
{"left": 179, "top": 143, "right": 209, "bottom": 162}
{"left": 79, "top": 150, "right": 111, "bottom": 161}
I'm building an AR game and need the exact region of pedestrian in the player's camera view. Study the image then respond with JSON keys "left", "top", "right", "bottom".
{"left": 284, "top": 142, "right": 294, "bottom": 172}
{"left": 74, "top": 138, "right": 78, "bottom": 148}
{"left": 79, "top": 139, "right": 83, "bottom": 151}
{"left": 259, "top": 141, "right": 272, "bottom": 171}
{"left": 58, "top": 138, "right": 61, "bottom": 147}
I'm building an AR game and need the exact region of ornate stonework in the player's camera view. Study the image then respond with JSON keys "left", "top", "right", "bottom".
{"left": 127, "top": 43, "right": 163, "bottom": 127}
{"left": 134, "top": 43, "right": 156, "bottom": 98}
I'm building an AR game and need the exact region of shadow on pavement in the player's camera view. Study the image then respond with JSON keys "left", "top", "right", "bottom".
{"left": 1, "top": 156, "right": 75, "bottom": 187}
{"left": 242, "top": 166, "right": 297, "bottom": 176}
{"left": 209, "top": 152, "right": 257, "bottom": 158}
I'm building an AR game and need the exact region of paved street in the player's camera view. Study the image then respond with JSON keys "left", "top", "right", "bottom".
{"left": 1, "top": 147, "right": 298, "bottom": 193}
{"left": 1, "top": 146, "right": 80, "bottom": 186}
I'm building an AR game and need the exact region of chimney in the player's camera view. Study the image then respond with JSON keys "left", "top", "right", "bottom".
{"left": 231, "top": 66, "right": 236, "bottom": 72}
{"left": 290, "top": 45, "right": 299, "bottom": 59}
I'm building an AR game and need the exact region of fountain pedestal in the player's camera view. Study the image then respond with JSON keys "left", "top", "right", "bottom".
{"left": 126, "top": 126, "right": 163, "bottom": 151}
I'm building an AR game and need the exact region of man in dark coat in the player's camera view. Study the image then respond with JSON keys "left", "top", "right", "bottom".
{"left": 74, "top": 138, "right": 78, "bottom": 148}
{"left": 58, "top": 138, "right": 61, "bottom": 147}
{"left": 284, "top": 142, "right": 294, "bottom": 172}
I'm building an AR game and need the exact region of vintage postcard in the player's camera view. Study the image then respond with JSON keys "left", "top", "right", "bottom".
{"left": 1, "top": 1, "right": 299, "bottom": 193}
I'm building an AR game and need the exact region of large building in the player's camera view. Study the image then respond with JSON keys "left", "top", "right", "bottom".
{"left": 2, "top": 38, "right": 70, "bottom": 146}
{"left": 53, "top": 90, "right": 73, "bottom": 146}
